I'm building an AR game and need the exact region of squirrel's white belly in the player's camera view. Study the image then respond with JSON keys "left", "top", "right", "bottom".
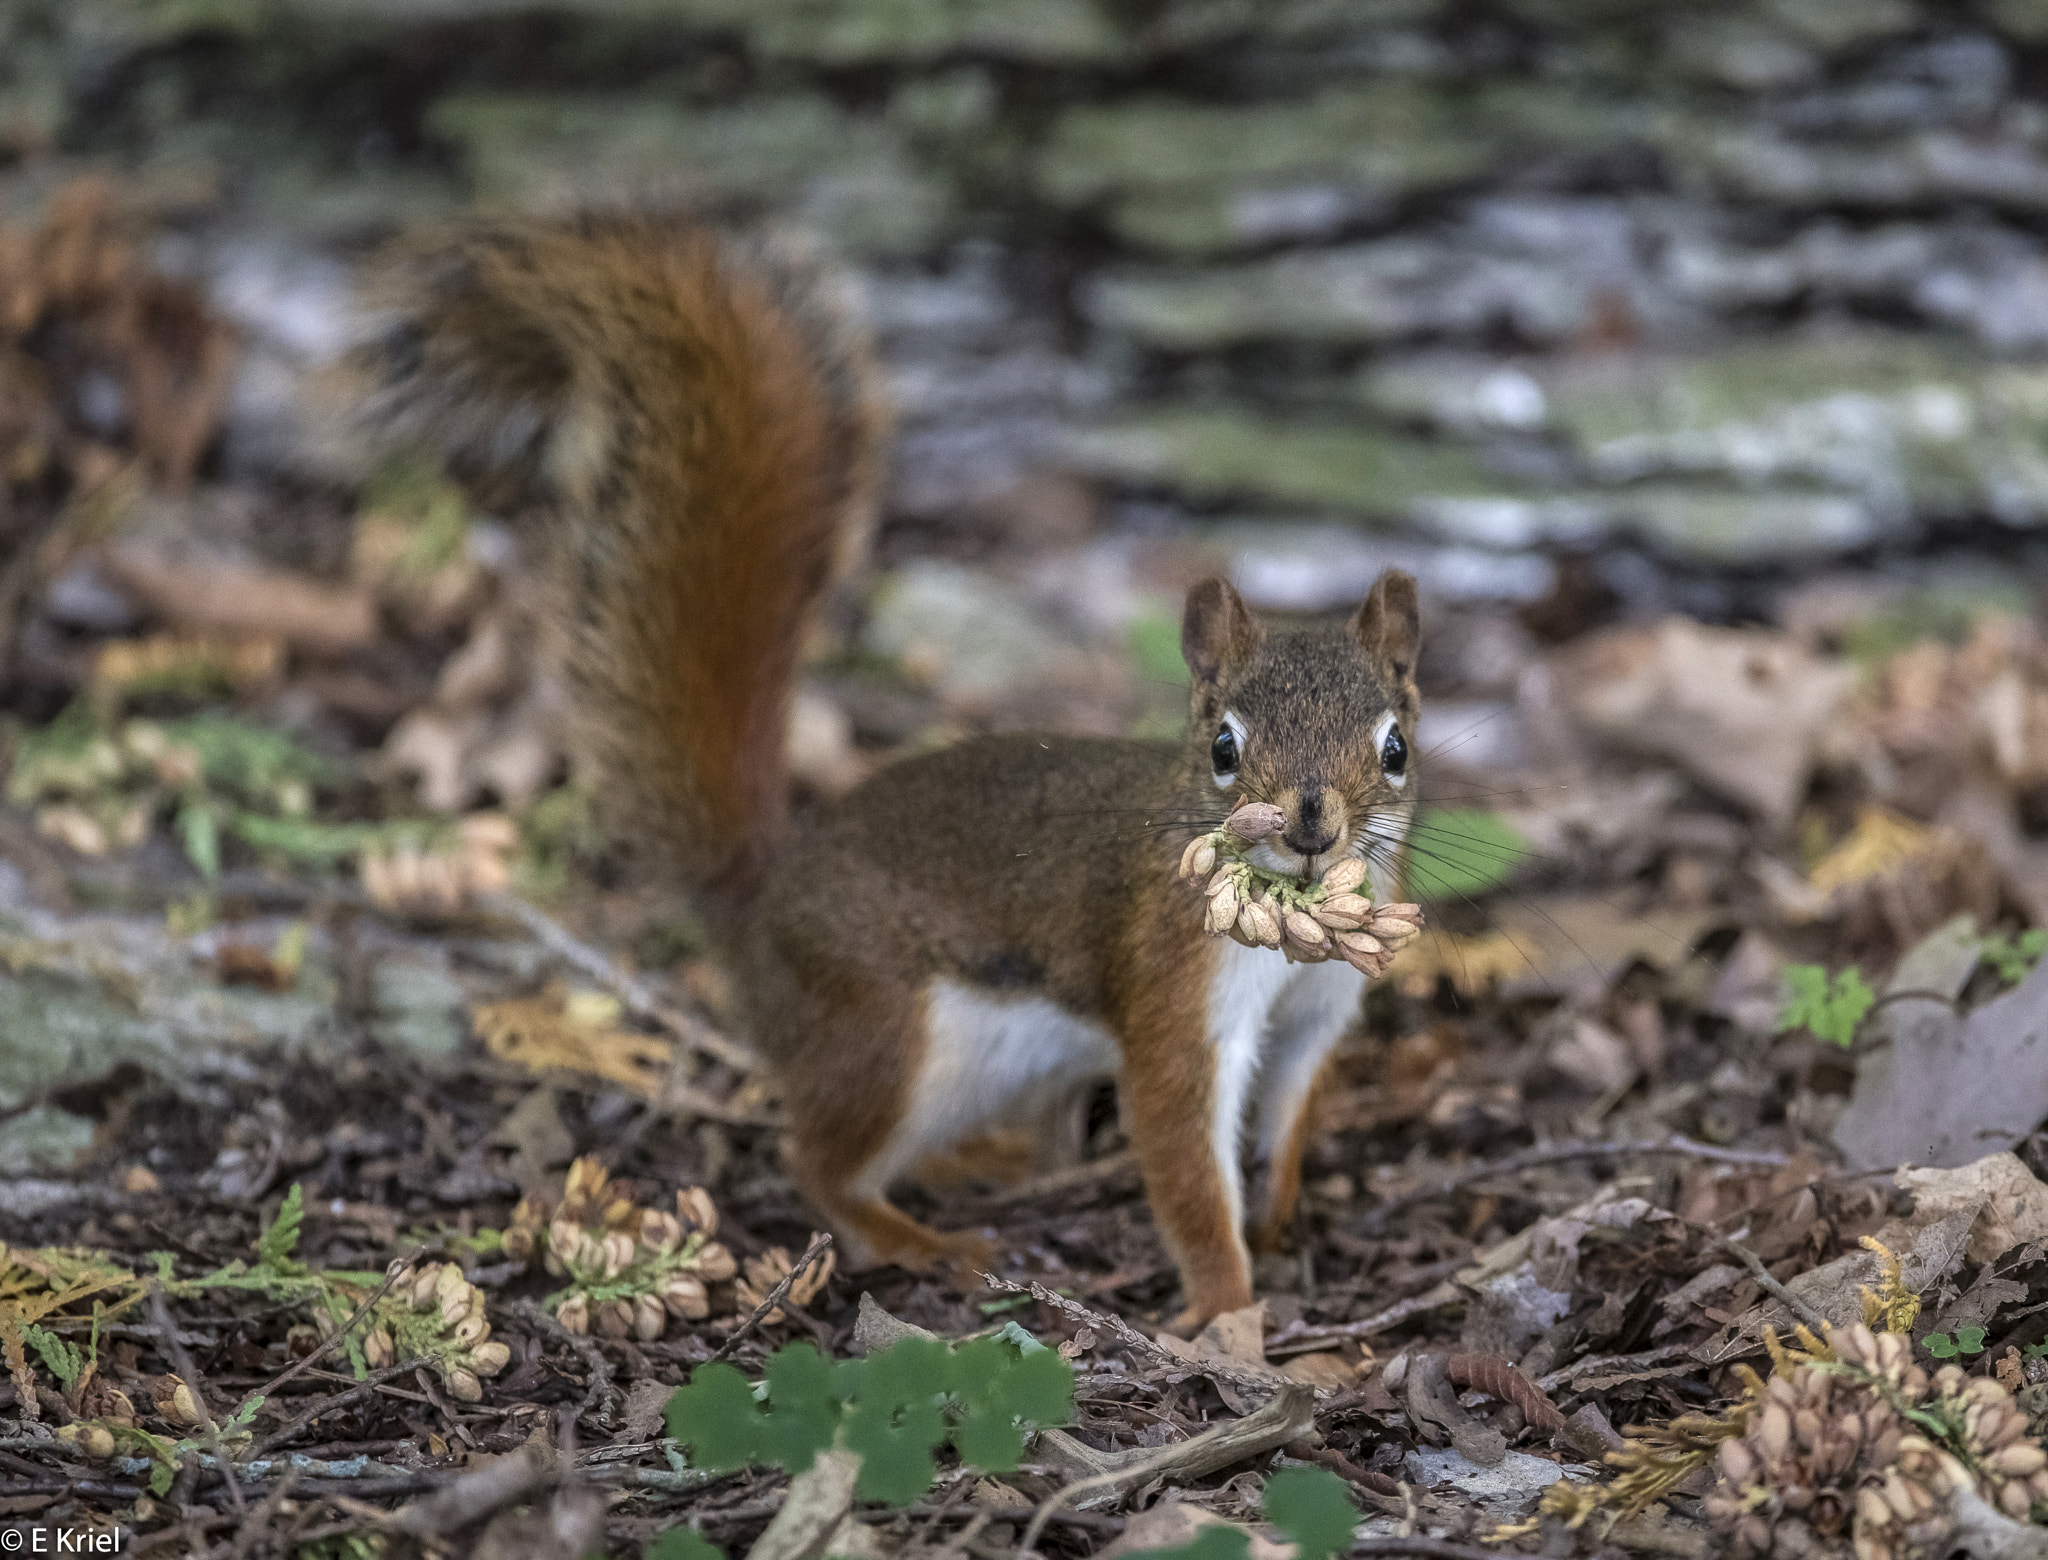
{"left": 859, "top": 978, "right": 1120, "bottom": 1196}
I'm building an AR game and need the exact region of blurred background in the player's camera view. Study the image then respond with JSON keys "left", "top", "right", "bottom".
{"left": 7, "top": 0, "right": 2048, "bottom": 1182}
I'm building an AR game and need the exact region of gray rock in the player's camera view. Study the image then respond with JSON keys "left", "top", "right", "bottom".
{"left": 1403, "top": 1446, "right": 1584, "bottom": 1507}
{"left": 369, "top": 959, "right": 469, "bottom": 1059}
{"left": 0, "top": 1105, "right": 96, "bottom": 1177}
{"left": 862, "top": 560, "right": 1098, "bottom": 705}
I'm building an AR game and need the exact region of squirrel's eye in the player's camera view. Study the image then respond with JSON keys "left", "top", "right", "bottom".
{"left": 1381, "top": 725, "right": 1408, "bottom": 777}
{"left": 1211, "top": 726, "right": 1240, "bottom": 776}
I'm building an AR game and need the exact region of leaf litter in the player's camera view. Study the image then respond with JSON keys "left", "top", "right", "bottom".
{"left": 10, "top": 177, "right": 2048, "bottom": 1560}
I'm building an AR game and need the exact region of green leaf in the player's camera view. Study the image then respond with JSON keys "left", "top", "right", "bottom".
{"left": 23, "top": 1324, "right": 83, "bottom": 1387}
{"left": 645, "top": 1528, "right": 725, "bottom": 1560}
{"left": 1925, "top": 1333, "right": 1958, "bottom": 1358}
{"left": 1404, "top": 809, "right": 1526, "bottom": 897}
{"left": 991, "top": 1319, "right": 1048, "bottom": 1355}
{"left": 258, "top": 1185, "right": 305, "bottom": 1271}
{"left": 757, "top": 1342, "right": 841, "bottom": 1474}
{"left": 843, "top": 1335, "right": 950, "bottom": 1506}
{"left": 1778, "top": 965, "right": 1874, "bottom": 1048}
{"left": 1956, "top": 1326, "right": 1988, "bottom": 1354}
{"left": 176, "top": 800, "right": 220, "bottom": 880}
{"left": 951, "top": 1403, "right": 1027, "bottom": 1473}
{"left": 980, "top": 1345, "right": 1074, "bottom": 1431}
{"left": 666, "top": 1364, "right": 763, "bottom": 1471}
{"left": 1263, "top": 1467, "right": 1360, "bottom": 1560}
{"left": 1980, "top": 929, "right": 2048, "bottom": 986}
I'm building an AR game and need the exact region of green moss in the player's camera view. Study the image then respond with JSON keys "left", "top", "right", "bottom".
{"left": 1071, "top": 411, "right": 1508, "bottom": 516}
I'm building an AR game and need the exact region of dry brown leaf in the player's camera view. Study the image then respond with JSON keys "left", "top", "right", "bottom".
{"left": 102, "top": 541, "right": 376, "bottom": 656}
{"left": 473, "top": 984, "right": 673, "bottom": 1098}
{"left": 1558, "top": 618, "right": 1856, "bottom": 822}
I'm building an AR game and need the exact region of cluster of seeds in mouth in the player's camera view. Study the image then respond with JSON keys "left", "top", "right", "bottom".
{"left": 1177, "top": 799, "right": 1423, "bottom": 974}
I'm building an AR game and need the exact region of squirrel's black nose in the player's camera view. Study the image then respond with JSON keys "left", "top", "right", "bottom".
{"left": 1286, "top": 788, "right": 1337, "bottom": 856}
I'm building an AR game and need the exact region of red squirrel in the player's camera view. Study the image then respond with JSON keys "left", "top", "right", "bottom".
{"left": 358, "top": 213, "right": 1418, "bottom": 1333}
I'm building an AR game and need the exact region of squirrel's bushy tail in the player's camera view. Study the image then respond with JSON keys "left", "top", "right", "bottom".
{"left": 356, "top": 214, "right": 886, "bottom": 900}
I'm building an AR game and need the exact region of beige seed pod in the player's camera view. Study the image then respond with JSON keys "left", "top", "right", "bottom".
{"left": 364, "top": 1326, "right": 394, "bottom": 1369}
{"left": 556, "top": 1293, "right": 590, "bottom": 1335}
{"left": 1320, "top": 859, "right": 1367, "bottom": 895}
{"left": 1337, "top": 929, "right": 1384, "bottom": 957}
{"left": 639, "top": 1210, "right": 683, "bottom": 1256}
{"left": 1313, "top": 893, "right": 1373, "bottom": 930}
{"left": 1205, "top": 877, "right": 1240, "bottom": 934}
{"left": 436, "top": 1265, "right": 472, "bottom": 1326}
{"left": 1240, "top": 899, "right": 1282, "bottom": 948}
{"left": 503, "top": 1225, "right": 534, "bottom": 1263}
{"left": 1718, "top": 1439, "right": 1755, "bottom": 1485}
{"left": 411, "top": 1264, "right": 443, "bottom": 1310}
{"left": 1179, "top": 836, "right": 1216, "bottom": 883}
{"left": 677, "top": 1187, "right": 719, "bottom": 1238}
{"left": 596, "top": 1299, "right": 635, "bottom": 1339}
{"left": 601, "top": 1230, "right": 638, "bottom": 1279}
{"left": 663, "top": 1274, "right": 711, "bottom": 1320}
{"left": 164, "top": 1381, "right": 205, "bottom": 1428}
{"left": 695, "top": 1242, "right": 738, "bottom": 1283}
{"left": 65, "top": 1423, "right": 118, "bottom": 1459}
{"left": 1283, "top": 909, "right": 1329, "bottom": 952}
{"left": 453, "top": 1313, "right": 490, "bottom": 1348}
{"left": 472, "top": 1340, "right": 512, "bottom": 1377}
{"left": 634, "top": 1294, "right": 668, "bottom": 1341}
{"left": 444, "top": 1367, "right": 483, "bottom": 1404}
{"left": 1225, "top": 802, "right": 1285, "bottom": 841}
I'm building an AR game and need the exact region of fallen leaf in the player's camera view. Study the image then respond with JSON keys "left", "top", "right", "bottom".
{"left": 1557, "top": 618, "right": 1856, "bottom": 822}
{"left": 1894, "top": 1154, "right": 2048, "bottom": 1265}
{"left": 103, "top": 541, "right": 377, "bottom": 656}
{"left": 1393, "top": 897, "right": 1713, "bottom": 999}
{"left": 473, "top": 985, "right": 672, "bottom": 1099}
{"left": 1833, "top": 934, "right": 2048, "bottom": 1170}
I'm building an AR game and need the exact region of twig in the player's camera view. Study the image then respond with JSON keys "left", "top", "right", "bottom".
{"left": 1018, "top": 1385, "right": 1316, "bottom": 1554}
{"left": 1718, "top": 1235, "right": 1834, "bottom": 1336}
{"left": 232, "top": 1250, "right": 425, "bottom": 1430}
{"left": 147, "top": 1279, "right": 244, "bottom": 1514}
{"left": 477, "top": 889, "right": 759, "bottom": 1073}
{"left": 514, "top": 1298, "right": 620, "bottom": 1429}
{"left": 1350, "top": 1541, "right": 1523, "bottom": 1560}
{"left": 1263, "top": 1281, "right": 1463, "bottom": 1350}
{"left": 248, "top": 1358, "right": 432, "bottom": 1460}
{"left": 699, "top": 1232, "right": 834, "bottom": 1371}
{"left": 1356, "top": 1135, "right": 1791, "bottom": 1236}
{"left": 979, "top": 1274, "right": 1288, "bottom": 1401}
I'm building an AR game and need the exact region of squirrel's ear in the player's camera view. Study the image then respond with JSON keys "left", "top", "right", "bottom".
{"left": 1182, "top": 577, "right": 1263, "bottom": 698}
{"left": 1350, "top": 570, "right": 1419, "bottom": 685}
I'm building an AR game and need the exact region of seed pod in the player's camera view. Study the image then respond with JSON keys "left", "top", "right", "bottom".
{"left": 444, "top": 1367, "right": 483, "bottom": 1404}
{"left": 164, "top": 1381, "right": 204, "bottom": 1428}
{"left": 472, "top": 1340, "right": 512, "bottom": 1377}
{"left": 695, "top": 1242, "right": 738, "bottom": 1283}
{"left": 1312, "top": 893, "right": 1372, "bottom": 930}
{"left": 364, "top": 1326, "right": 394, "bottom": 1369}
{"left": 1337, "top": 930, "right": 1384, "bottom": 957}
{"left": 1992, "top": 1443, "right": 2048, "bottom": 1476}
{"left": 1338, "top": 942, "right": 1391, "bottom": 978}
{"left": 453, "top": 1313, "right": 490, "bottom": 1348}
{"left": 411, "top": 1264, "right": 443, "bottom": 1310}
{"left": 59, "top": 1423, "right": 117, "bottom": 1459}
{"left": 634, "top": 1294, "right": 667, "bottom": 1341}
{"left": 1205, "top": 877, "right": 1240, "bottom": 934}
{"left": 436, "top": 1264, "right": 472, "bottom": 1325}
{"left": 1240, "top": 899, "right": 1282, "bottom": 948}
{"left": 502, "top": 1225, "right": 534, "bottom": 1263}
{"left": 556, "top": 1293, "right": 590, "bottom": 1335}
{"left": 1283, "top": 909, "right": 1329, "bottom": 952}
{"left": 596, "top": 1299, "right": 635, "bottom": 1339}
{"left": 639, "top": 1210, "right": 683, "bottom": 1255}
{"left": 1179, "top": 836, "right": 1216, "bottom": 883}
{"left": 677, "top": 1187, "right": 719, "bottom": 1238}
{"left": 663, "top": 1274, "right": 711, "bottom": 1320}
{"left": 1320, "top": 859, "right": 1367, "bottom": 895}
{"left": 1719, "top": 1439, "right": 1755, "bottom": 1485}
{"left": 1225, "top": 802, "right": 1285, "bottom": 841}
{"left": 601, "top": 1230, "right": 637, "bottom": 1279}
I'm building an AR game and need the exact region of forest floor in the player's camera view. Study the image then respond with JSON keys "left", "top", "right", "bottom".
{"left": 10, "top": 177, "right": 2048, "bottom": 1560}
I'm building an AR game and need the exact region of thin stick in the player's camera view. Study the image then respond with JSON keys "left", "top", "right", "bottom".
{"left": 231, "top": 1250, "right": 425, "bottom": 1430}
{"left": 698, "top": 1233, "right": 834, "bottom": 1371}
{"left": 978, "top": 1274, "right": 1294, "bottom": 1402}
{"left": 477, "top": 890, "right": 758, "bottom": 1072}
{"left": 965, "top": 1149, "right": 1140, "bottom": 1210}
{"left": 1356, "top": 1135, "right": 1791, "bottom": 1235}
{"left": 146, "top": 1280, "right": 244, "bottom": 1514}
{"left": 248, "top": 1358, "right": 431, "bottom": 1459}
{"left": 513, "top": 1298, "right": 619, "bottom": 1430}
{"left": 1718, "top": 1235, "right": 1834, "bottom": 1337}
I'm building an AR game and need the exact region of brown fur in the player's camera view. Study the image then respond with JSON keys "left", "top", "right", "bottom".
{"left": 359, "top": 214, "right": 1419, "bottom": 1334}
